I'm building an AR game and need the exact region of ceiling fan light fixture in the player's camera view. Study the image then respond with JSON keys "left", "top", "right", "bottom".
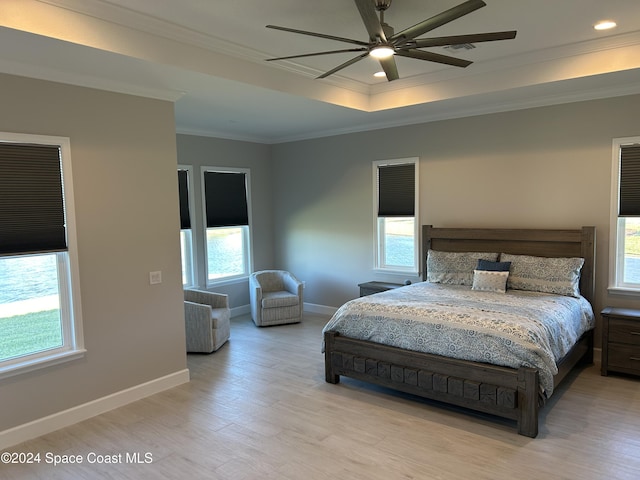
{"left": 370, "top": 45, "right": 394, "bottom": 59}
{"left": 373, "top": 71, "right": 387, "bottom": 78}
{"left": 594, "top": 20, "right": 617, "bottom": 30}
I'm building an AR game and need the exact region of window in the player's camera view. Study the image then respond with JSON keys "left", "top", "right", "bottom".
{"left": 202, "top": 167, "right": 252, "bottom": 284}
{"left": 373, "top": 158, "right": 419, "bottom": 274}
{"left": 178, "top": 166, "right": 195, "bottom": 288}
{"left": 610, "top": 137, "right": 640, "bottom": 293}
{"left": 0, "top": 133, "right": 84, "bottom": 378}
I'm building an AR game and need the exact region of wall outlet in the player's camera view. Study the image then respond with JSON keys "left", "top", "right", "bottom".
{"left": 149, "top": 271, "right": 162, "bottom": 285}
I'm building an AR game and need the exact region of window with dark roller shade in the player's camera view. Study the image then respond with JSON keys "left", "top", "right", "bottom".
{"left": 178, "top": 167, "right": 195, "bottom": 287}
{"left": 611, "top": 137, "right": 640, "bottom": 291}
{"left": 374, "top": 158, "right": 419, "bottom": 274}
{"left": 202, "top": 167, "right": 252, "bottom": 284}
{"left": 0, "top": 134, "right": 84, "bottom": 378}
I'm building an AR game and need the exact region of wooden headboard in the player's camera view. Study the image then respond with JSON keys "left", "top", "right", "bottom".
{"left": 421, "top": 225, "right": 596, "bottom": 304}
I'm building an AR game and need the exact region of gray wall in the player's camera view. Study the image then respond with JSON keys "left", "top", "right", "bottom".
{"left": 0, "top": 73, "right": 186, "bottom": 432}
{"left": 176, "top": 134, "right": 274, "bottom": 308}
{"left": 271, "top": 94, "right": 640, "bottom": 344}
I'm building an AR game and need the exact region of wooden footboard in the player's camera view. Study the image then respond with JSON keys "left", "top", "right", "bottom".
{"left": 324, "top": 330, "right": 594, "bottom": 438}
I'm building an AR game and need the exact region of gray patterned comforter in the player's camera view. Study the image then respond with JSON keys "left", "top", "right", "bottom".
{"left": 322, "top": 282, "right": 594, "bottom": 396}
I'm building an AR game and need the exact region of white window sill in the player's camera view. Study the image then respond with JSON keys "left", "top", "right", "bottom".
{"left": 373, "top": 268, "right": 420, "bottom": 278}
{"left": 607, "top": 286, "right": 640, "bottom": 297}
{"left": 0, "top": 349, "right": 86, "bottom": 381}
{"left": 206, "top": 275, "right": 249, "bottom": 288}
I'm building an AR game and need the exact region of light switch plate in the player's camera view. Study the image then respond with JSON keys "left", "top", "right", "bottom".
{"left": 149, "top": 271, "right": 162, "bottom": 285}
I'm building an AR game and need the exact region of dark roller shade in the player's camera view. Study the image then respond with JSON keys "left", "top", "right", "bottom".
{"left": 0, "top": 143, "right": 66, "bottom": 255}
{"left": 378, "top": 163, "right": 415, "bottom": 217}
{"left": 178, "top": 169, "right": 191, "bottom": 230}
{"left": 204, "top": 171, "right": 249, "bottom": 227}
{"left": 619, "top": 144, "right": 640, "bottom": 217}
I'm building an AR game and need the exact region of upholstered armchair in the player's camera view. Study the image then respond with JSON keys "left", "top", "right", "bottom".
{"left": 249, "top": 270, "right": 303, "bottom": 327}
{"left": 183, "top": 289, "right": 230, "bottom": 353}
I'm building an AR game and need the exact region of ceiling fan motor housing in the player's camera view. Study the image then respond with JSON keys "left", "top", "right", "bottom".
{"left": 375, "top": 0, "right": 392, "bottom": 11}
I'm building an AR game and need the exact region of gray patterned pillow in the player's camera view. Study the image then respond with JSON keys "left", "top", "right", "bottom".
{"left": 427, "top": 250, "right": 499, "bottom": 286}
{"left": 500, "top": 253, "right": 584, "bottom": 297}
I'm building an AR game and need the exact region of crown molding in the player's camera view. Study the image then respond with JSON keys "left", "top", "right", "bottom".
{"left": 0, "top": 57, "right": 185, "bottom": 102}
{"left": 36, "top": 0, "right": 373, "bottom": 95}
{"left": 175, "top": 125, "right": 271, "bottom": 145}
{"left": 37, "top": 0, "right": 262, "bottom": 61}
{"left": 267, "top": 79, "right": 640, "bottom": 144}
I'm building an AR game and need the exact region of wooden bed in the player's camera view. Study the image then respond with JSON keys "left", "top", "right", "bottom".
{"left": 324, "top": 225, "right": 596, "bottom": 437}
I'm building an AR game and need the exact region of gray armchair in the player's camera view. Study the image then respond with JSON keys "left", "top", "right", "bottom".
{"left": 184, "top": 289, "right": 230, "bottom": 353}
{"left": 249, "top": 270, "right": 303, "bottom": 327}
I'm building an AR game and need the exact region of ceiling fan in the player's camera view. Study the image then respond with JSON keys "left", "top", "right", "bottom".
{"left": 265, "top": 0, "right": 517, "bottom": 81}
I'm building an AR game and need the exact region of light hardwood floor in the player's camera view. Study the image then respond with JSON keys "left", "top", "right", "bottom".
{"left": 3, "top": 314, "right": 640, "bottom": 480}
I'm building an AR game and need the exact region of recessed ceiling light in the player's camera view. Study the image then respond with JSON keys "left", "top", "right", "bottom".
{"left": 373, "top": 71, "right": 386, "bottom": 78}
{"left": 594, "top": 20, "right": 617, "bottom": 31}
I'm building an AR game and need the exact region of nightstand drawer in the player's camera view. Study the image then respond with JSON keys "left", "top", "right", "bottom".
{"left": 609, "top": 319, "right": 640, "bottom": 345}
{"left": 358, "top": 281, "right": 403, "bottom": 297}
{"left": 608, "top": 344, "right": 640, "bottom": 373}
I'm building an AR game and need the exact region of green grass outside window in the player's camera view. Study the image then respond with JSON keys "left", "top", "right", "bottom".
{"left": 0, "top": 310, "right": 62, "bottom": 362}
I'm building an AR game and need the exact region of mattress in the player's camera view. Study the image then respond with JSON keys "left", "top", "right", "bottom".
{"left": 322, "top": 282, "right": 594, "bottom": 396}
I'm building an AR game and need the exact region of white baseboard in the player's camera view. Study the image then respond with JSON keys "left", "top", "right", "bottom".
{"left": 230, "top": 304, "right": 251, "bottom": 317}
{"left": 0, "top": 368, "right": 190, "bottom": 450}
{"left": 304, "top": 302, "right": 338, "bottom": 316}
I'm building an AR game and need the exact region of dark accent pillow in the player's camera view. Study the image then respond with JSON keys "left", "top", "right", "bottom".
{"left": 477, "top": 259, "right": 511, "bottom": 272}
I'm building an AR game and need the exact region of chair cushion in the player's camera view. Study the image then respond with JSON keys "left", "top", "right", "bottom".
{"left": 256, "top": 272, "right": 285, "bottom": 292}
{"left": 262, "top": 290, "right": 299, "bottom": 309}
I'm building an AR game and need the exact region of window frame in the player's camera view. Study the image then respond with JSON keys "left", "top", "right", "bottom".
{"left": 372, "top": 157, "right": 419, "bottom": 275}
{"left": 201, "top": 166, "right": 253, "bottom": 286}
{"left": 609, "top": 136, "right": 640, "bottom": 295}
{"left": 0, "top": 132, "right": 85, "bottom": 379}
{"left": 178, "top": 165, "right": 196, "bottom": 288}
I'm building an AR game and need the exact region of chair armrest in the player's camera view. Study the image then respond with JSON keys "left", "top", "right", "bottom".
{"left": 249, "top": 275, "right": 263, "bottom": 300}
{"left": 249, "top": 274, "right": 263, "bottom": 323}
{"left": 184, "top": 301, "right": 212, "bottom": 329}
{"left": 283, "top": 272, "right": 303, "bottom": 296}
{"left": 184, "top": 289, "right": 229, "bottom": 309}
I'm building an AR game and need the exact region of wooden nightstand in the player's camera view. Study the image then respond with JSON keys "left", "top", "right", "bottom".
{"left": 358, "top": 281, "right": 403, "bottom": 297}
{"left": 601, "top": 307, "right": 640, "bottom": 378}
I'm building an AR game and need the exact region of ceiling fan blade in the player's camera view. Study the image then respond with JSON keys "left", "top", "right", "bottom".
{"left": 266, "top": 25, "right": 369, "bottom": 47}
{"left": 378, "top": 56, "right": 399, "bottom": 81}
{"left": 354, "top": 0, "right": 387, "bottom": 42}
{"left": 406, "top": 31, "right": 517, "bottom": 49}
{"left": 391, "top": 0, "right": 486, "bottom": 43}
{"left": 317, "top": 52, "right": 369, "bottom": 79}
{"left": 395, "top": 49, "right": 472, "bottom": 68}
{"left": 266, "top": 48, "right": 369, "bottom": 62}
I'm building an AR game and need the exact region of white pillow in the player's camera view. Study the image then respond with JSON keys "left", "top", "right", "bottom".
{"left": 471, "top": 270, "right": 509, "bottom": 293}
